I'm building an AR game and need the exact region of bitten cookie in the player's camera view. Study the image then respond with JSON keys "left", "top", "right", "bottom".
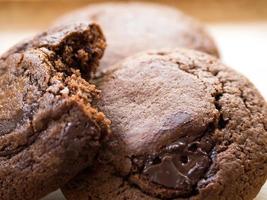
{"left": 62, "top": 49, "right": 267, "bottom": 200}
{"left": 55, "top": 2, "right": 219, "bottom": 73}
{"left": 0, "top": 23, "right": 110, "bottom": 200}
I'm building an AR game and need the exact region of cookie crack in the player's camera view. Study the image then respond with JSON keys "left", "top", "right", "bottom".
{"left": 0, "top": 26, "right": 110, "bottom": 159}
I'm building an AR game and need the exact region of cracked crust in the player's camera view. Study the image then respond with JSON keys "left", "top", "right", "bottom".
{"left": 62, "top": 49, "right": 267, "bottom": 200}
{"left": 54, "top": 2, "right": 219, "bottom": 74}
{"left": 0, "top": 23, "right": 110, "bottom": 200}
{"left": 1, "top": 22, "right": 105, "bottom": 78}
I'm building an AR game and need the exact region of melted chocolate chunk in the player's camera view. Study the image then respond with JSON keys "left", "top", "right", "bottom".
{"left": 143, "top": 156, "right": 190, "bottom": 189}
{"left": 143, "top": 139, "right": 211, "bottom": 190}
{"left": 130, "top": 132, "right": 214, "bottom": 198}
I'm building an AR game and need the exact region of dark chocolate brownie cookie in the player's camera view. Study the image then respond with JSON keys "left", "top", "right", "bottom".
{"left": 54, "top": 2, "right": 219, "bottom": 73}
{"left": 62, "top": 49, "right": 267, "bottom": 200}
{"left": 0, "top": 23, "right": 110, "bottom": 200}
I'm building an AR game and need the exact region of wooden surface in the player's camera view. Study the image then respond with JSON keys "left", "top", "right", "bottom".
{"left": 0, "top": 0, "right": 267, "bottom": 31}
{"left": 0, "top": 1, "right": 266, "bottom": 199}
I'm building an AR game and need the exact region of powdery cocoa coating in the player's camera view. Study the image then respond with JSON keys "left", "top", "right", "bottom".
{"left": 54, "top": 2, "right": 219, "bottom": 73}
{"left": 62, "top": 49, "right": 267, "bottom": 200}
{"left": 0, "top": 23, "right": 110, "bottom": 200}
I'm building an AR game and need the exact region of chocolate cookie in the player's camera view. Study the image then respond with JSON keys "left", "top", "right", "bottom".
{"left": 0, "top": 23, "right": 110, "bottom": 200}
{"left": 54, "top": 2, "right": 219, "bottom": 73}
{"left": 62, "top": 49, "right": 267, "bottom": 200}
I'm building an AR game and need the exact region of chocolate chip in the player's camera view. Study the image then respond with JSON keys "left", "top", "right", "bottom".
{"left": 144, "top": 156, "right": 190, "bottom": 189}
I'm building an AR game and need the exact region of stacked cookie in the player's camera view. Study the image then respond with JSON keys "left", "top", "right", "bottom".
{"left": 0, "top": 2, "right": 266, "bottom": 200}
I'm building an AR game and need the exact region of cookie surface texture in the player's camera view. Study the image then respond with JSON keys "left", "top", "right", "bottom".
{"left": 62, "top": 49, "right": 267, "bottom": 200}
{"left": 55, "top": 2, "right": 219, "bottom": 73}
{"left": 0, "top": 23, "right": 110, "bottom": 200}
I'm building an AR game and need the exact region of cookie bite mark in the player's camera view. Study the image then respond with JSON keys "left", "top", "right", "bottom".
{"left": 0, "top": 23, "right": 109, "bottom": 200}
{"left": 2, "top": 22, "right": 106, "bottom": 78}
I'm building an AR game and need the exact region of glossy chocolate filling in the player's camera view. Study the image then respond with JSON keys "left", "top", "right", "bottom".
{"left": 129, "top": 125, "right": 214, "bottom": 199}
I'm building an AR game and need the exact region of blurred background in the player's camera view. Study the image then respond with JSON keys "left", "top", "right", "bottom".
{"left": 0, "top": 0, "right": 266, "bottom": 199}
{"left": 0, "top": 0, "right": 266, "bottom": 98}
